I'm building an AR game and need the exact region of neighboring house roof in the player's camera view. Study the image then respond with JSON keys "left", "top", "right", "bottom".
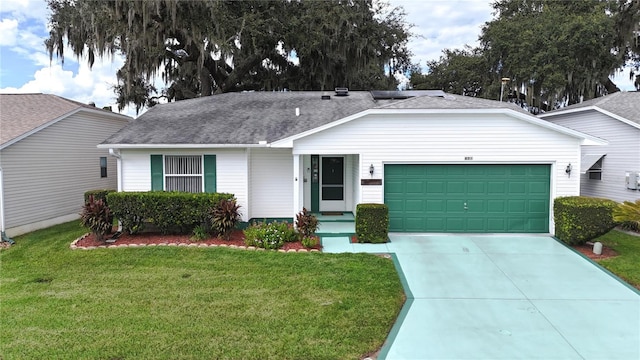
{"left": 100, "top": 90, "right": 605, "bottom": 148}
{"left": 0, "top": 93, "right": 130, "bottom": 149}
{"left": 539, "top": 91, "right": 640, "bottom": 129}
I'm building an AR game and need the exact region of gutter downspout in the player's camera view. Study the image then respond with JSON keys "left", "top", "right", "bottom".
{"left": 108, "top": 148, "right": 123, "bottom": 232}
{"left": 0, "top": 166, "right": 15, "bottom": 244}
{"left": 109, "top": 148, "right": 122, "bottom": 192}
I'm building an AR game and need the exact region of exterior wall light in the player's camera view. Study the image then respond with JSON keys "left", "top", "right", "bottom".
{"left": 566, "top": 163, "right": 572, "bottom": 177}
{"left": 369, "top": 164, "right": 374, "bottom": 176}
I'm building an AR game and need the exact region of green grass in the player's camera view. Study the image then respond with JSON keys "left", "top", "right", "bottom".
{"left": 0, "top": 221, "right": 404, "bottom": 359}
{"left": 594, "top": 229, "right": 640, "bottom": 290}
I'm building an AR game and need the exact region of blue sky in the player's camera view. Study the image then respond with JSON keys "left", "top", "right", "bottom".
{"left": 0, "top": 0, "right": 636, "bottom": 118}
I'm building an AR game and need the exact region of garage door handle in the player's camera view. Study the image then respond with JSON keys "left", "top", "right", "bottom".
{"left": 464, "top": 202, "right": 468, "bottom": 210}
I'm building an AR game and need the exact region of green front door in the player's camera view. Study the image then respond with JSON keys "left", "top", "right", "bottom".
{"left": 384, "top": 164, "right": 550, "bottom": 233}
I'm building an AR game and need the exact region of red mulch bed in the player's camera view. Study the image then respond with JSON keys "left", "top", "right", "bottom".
{"left": 571, "top": 243, "right": 618, "bottom": 260}
{"left": 76, "top": 229, "right": 321, "bottom": 251}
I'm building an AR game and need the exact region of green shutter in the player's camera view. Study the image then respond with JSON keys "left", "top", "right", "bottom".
{"left": 204, "top": 155, "right": 217, "bottom": 193}
{"left": 150, "top": 155, "right": 163, "bottom": 190}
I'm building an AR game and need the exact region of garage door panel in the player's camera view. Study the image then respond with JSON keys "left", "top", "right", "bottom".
{"left": 487, "top": 200, "right": 506, "bottom": 213}
{"left": 406, "top": 181, "right": 425, "bottom": 194}
{"left": 487, "top": 218, "right": 507, "bottom": 231}
{"left": 508, "top": 200, "right": 527, "bottom": 213}
{"left": 488, "top": 182, "right": 507, "bottom": 194}
{"left": 529, "top": 200, "right": 549, "bottom": 213}
{"left": 446, "top": 200, "right": 465, "bottom": 213}
{"left": 446, "top": 218, "right": 464, "bottom": 230}
{"left": 508, "top": 182, "right": 527, "bottom": 194}
{"left": 425, "top": 199, "right": 444, "bottom": 212}
{"left": 447, "top": 181, "right": 466, "bottom": 194}
{"left": 384, "top": 164, "right": 550, "bottom": 233}
{"left": 467, "top": 182, "right": 485, "bottom": 194}
{"left": 405, "top": 199, "right": 424, "bottom": 211}
{"left": 384, "top": 180, "right": 405, "bottom": 194}
{"left": 426, "top": 181, "right": 445, "bottom": 193}
{"left": 467, "top": 218, "right": 486, "bottom": 231}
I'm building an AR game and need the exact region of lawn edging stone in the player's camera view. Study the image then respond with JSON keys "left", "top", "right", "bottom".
{"left": 70, "top": 233, "right": 318, "bottom": 253}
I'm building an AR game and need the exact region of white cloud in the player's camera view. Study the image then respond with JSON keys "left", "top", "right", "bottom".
{"left": 390, "top": 0, "right": 493, "bottom": 69}
{"left": 0, "top": 19, "right": 19, "bottom": 46}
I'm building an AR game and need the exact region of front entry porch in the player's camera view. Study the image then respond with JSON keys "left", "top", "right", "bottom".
{"left": 315, "top": 212, "right": 355, "bottom": 238}
{"left": 294, "top": 154, "right": 361, "bottom": 216}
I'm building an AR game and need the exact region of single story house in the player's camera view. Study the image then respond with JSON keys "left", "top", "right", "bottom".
{"left": 539, "top": 92, "right": 640, "bottom": 203}
{"left": 0, "top": 94, "right": 131, "bottom": 237}
{"left": 99, "top": 90, "right": 605, "bottom": 234}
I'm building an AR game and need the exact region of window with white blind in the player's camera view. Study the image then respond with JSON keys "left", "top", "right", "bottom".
{"left": 164, "top": 155, "right": 203, "bottom": 192}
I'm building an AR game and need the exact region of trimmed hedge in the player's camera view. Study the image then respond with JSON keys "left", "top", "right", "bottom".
{"left": 554, "top": 196, "right": 618, "bottom": 245}
{"left": 84, "top": 189, "right": 116, "bottom": 205}
{"left": 107, "top": 191, "right": 234, "bottom": 234}
{"left": 355, "top": 203, "right": 389, "bottom": 243}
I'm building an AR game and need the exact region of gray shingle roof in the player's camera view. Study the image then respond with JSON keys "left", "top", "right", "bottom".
{"left": 102, "top": 91, "right": 531, "bottom": 145}
{"left": 378, "top": 93, "right": 531, "bottom": 114}
{"left": 547, "top": 91, "right": 640, "bottom": 124}
{"left": 0, "top": 93, "right": 123, "bottom": 146}
{"left": 103, "top": 91, "right": 379, "bottom": 145}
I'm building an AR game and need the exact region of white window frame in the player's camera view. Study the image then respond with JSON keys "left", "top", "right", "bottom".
{"left": 164, "top": 155, "right": 204, "bottom": 192}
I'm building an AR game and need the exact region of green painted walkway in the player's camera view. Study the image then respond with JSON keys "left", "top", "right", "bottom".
{"left": 321, "top": 234, "right": 640, "bottom": 359}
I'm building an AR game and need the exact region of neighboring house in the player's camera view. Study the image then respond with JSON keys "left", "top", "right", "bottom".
{"left": 0, "top": 94, "right": 131, "bottom": 237}
{"left": 539, "top": 92, "right": 640, "bottom": 203}
{"left": 99, "top": 90, "right": 604, "bottom": 234}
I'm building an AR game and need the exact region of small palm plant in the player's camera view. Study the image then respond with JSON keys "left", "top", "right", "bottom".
{"left": 613, "top": 199, "right": 640, "bottom": 231}
{"left": 210, "top": 199, "right": 241, "bottom": 239}
{"left": 295, "top": 208, "right": 319, "bottom": 249}
{"left": 80, "top": 195, "right": 113, "bottom": 242}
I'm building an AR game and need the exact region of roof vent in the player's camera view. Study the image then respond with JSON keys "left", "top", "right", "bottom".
{"left": 88, "top": 101, "right": 96, "bottom": 107}
{"left": 334, "top": 87, "right": 349, "bottom": 96}
{"left": 321, "top": 95, "right": 331, "bottom": 100}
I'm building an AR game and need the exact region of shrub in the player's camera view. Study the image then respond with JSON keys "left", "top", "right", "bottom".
{"left": 295, "top": 208, "right": 319, "bottom": 238}
{"left": 355, "top": 203, "right": 389, "bottom": 243}
{"left": 84, "top": 189, "right": 116, "bottom": 206}
{"left": 80, "top": 195, "right": 113, "bottom": 242}
{"left": 301, "top": 236, "right": 319, "bottom": 249}
{"left": 613, "top": 200, "right": 640, "bottom": 231}
{"left": 210, "top": 199, "right": 241, "bottom": 239}
{"left": 191, "top": 225, "right": 209, "bottom": 241}
{"left": 107, "top": 191, "right": 234, "bottom": 235}
{"left": 243, "top": 221, "right": 296, "bottom": 250}
{"left": 554, "top": 196, "right": 618, "bottom": 245}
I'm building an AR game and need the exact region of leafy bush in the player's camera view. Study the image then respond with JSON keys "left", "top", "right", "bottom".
{"left": 301, "top": 236, "right": 319, "bottom": 249}
{"left": 554, "top": 196, "right": 618, "bottom": 245}
{"left": 355, "top": 203, "right": 389, "bottom": 243}
{"left": 244, "top": 221, "right": 297, "bottom": 250}
{"left": 84, "top": 189, "right": 116, "bottom": 206}
{"left": 210, "top": 199, "right": 241, "bottom": 239}
{"left": 107, "top": 191, "right": 234, "bottom": 235}
{"left": 295, "top": 208, "right": 319, "bottom": 238}
{"left": 191, "top": 225, "right": 209, "bottom": 241}
{"left": 80, "top": 195, "right": 113, "bottom": 242}
{"left": 613, "top": 199, "right": 640, "bottom": 231}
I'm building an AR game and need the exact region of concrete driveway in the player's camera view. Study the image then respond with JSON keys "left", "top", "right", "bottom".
{"left": 322, "top": 234, "right": 640, "bottom": 359}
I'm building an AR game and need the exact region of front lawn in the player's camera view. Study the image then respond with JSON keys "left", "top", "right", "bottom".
{"left": 594, "top": 229, "right": 640, "bottom": 290}
{"left": 0, "top": 221, "right": 404, "bottom": 359}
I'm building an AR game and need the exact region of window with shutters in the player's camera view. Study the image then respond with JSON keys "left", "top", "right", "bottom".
{"left": 164, "top": 155, "right": 203, "bottom": 192}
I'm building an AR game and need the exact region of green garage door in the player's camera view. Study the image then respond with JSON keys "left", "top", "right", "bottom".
{"left": 384, "top": 164, "right": 550, "bottom": 233}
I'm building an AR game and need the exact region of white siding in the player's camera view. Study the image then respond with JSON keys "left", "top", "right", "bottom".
{"left": 351, "top": 154, "right": 360, "bottom": 213}
{"left": 119, "top": 148, "right": 250, "bottom": 220}
{"left": 293, "top": 113, "right": 583, "bottom": 231}
{"left": 545, "top": 110, "right": 640, "bottom": 203}
{"left": 0, "top": 111, "right": 128, "bottom": 235}
{"left": 249, "top": 148, "right": 293, "bottom": 219}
